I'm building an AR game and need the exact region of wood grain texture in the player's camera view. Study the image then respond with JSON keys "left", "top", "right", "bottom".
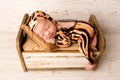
{"left": 0, "top": 0, "right": 120, "bottom": 80}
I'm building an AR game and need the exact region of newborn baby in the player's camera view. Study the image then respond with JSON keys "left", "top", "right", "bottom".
{"left": 27, "top": 10, "right": 97, "bottom": 70}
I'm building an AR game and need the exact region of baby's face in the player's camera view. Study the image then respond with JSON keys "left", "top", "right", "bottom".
{"left": 33, "top": 19, "right": 57, "bottom": 40}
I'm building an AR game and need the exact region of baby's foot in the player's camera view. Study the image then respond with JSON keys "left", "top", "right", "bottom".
{"left": 84, "top": 62, "right": 96, "bottom": 70}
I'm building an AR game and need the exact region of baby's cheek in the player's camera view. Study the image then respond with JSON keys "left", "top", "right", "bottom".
{"left": 34, "top": 30, "right": 40, "bottom": 37}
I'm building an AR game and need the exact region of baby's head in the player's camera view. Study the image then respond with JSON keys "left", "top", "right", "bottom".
{"left": 28, "top": 11, "right": 58, "bottom": 42}
{"left": 33, "top": 18, "right": 57, "bottom": 40}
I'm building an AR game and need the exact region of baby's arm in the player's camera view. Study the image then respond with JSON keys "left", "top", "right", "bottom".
{"left": 55, "top": 30, "right": 71, "bottom": 48}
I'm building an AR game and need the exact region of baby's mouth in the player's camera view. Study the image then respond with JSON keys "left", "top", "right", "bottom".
{"left": 49, "top": 32, "right": 54, "bottom": 38}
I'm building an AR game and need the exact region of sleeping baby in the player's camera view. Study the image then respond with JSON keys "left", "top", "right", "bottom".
{"left": 27, "top": 10, "right": 98, "bottom": 70}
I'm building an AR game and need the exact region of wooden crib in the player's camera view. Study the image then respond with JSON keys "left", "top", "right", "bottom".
{"left": 16, "top": 13, "right": 106, "bottom": 72}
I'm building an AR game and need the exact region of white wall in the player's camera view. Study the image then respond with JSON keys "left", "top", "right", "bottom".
{"left": 0, "top": 0, "right": 120, "bottom": 34}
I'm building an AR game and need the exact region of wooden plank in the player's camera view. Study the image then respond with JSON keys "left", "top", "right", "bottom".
{"left": 23, "top": 52, "right": 89, "bottom": 69}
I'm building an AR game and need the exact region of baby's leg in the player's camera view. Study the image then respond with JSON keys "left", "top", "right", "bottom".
{"left": 90, "top": 34, "right": 97, "bottom": 48}
{"left": 86, "top": 35, "right": 98, "bottom": 70}
{"left": 84, "top": 51, "right": 96, "bottom": 70}
{"left": 78, "top": 35, "right": 97, "bottom": 70}
{"left": 77, "top": 37, "right": 88, "bottom": 57}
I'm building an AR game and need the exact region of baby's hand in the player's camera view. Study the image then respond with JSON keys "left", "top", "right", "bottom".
{"left": 46, "top": 38, "right": 55, "bottom": 44}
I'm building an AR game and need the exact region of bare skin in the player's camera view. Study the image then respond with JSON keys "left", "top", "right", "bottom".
{"left": 33, "top": 19, "right": 97, "bottom": 70}
{"left": 85, "top": 62, "right": 96, "bottom": 70}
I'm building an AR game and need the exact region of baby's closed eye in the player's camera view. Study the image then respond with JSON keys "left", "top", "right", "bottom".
{"left": 46, "top": 24, "right": 50, "bottom": 31}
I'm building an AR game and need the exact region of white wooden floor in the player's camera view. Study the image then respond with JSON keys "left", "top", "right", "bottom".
{"left": 0, "top": 0, "right": 120, "bottom": 80}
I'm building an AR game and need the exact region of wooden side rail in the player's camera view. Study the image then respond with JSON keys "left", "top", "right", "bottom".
{"left": 16, "top": 14, "right": 29, "bottom": 72}
{"left": 89, "top": 14, "right": 106, "bottom": 52}
{"left": 89, "top": 14, "right": 106, "bottom": 70}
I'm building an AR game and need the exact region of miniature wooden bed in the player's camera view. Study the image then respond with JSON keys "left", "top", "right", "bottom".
{"left": 16, "top": 13, "right": 106, "bottom": 72}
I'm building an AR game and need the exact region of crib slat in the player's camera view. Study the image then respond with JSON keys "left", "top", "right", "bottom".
{"left": 23, "top": 52, "right": 88, "bottom": 70}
